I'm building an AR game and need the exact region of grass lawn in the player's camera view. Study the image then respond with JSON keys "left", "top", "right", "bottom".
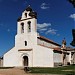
{"left": 30, "top": 65, "right": 75, "bottom": 75}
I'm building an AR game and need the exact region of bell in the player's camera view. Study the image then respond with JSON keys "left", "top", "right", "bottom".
{"left": 70, "top": 29, "right": 75, "bottom": 46}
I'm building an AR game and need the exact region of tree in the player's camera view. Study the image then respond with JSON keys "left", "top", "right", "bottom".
{"left": 68, "top": 0, "right": 75, "bottom": 7}
{"left": 70, "top": 29, "right": 75, "bottom": 46}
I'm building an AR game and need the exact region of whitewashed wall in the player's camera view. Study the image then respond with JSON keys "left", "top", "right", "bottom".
{"left": 3, "top": 46, "right": 33, "bottom": 67}
{"left": 53, "top": 52, "right": 62, "bottom": 63}
{"left": 3, "top": 47, "right": 20, "bottom": 67}
{"left": 18, "top": 50, "right": 33, "bottom": 67}
{"left": 33, "top": 45, "right": 54, "bottom": 67}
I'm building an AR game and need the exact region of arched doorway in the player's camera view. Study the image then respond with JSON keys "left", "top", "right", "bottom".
{"left": 23, "top": 56, "right": 28, "bottom": 66}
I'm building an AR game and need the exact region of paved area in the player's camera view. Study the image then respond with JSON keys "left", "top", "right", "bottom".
{"left": 0, "top": 68, "right": 62, "bottom": 75}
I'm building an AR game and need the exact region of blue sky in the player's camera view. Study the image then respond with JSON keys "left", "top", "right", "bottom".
{"left": 0, "top": 0, "right": 75, "bottom": 56}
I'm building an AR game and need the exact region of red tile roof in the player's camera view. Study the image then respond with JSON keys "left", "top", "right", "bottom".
{"left": 38, "top": 44, "right": 62, "bottom": 52}
{"left": 53, "top": 47, "right": 61, "bottom": 51}
{"left": 37, "top": 36, "right": 61, "bottom": 46}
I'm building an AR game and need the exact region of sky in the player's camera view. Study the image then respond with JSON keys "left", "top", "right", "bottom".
{"left": 0, "top": 0, "right": 75, "bottom": 56}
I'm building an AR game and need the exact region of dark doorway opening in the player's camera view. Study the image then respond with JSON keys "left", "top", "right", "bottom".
{"left": 23, "top": 56, "right": 28, "bottom": 66}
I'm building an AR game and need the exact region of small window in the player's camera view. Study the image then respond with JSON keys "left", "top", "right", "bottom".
{"left": 25, "top": 13, "right": 27, "bottom": 17}
{"left": 21, "top": 22, "right": 24, "bottom": 33}
{"left": 25, "top": 41, "right": 27, "bottom": 46}
{"left": 28, "top": 21, "right": 31, "bottom": 32}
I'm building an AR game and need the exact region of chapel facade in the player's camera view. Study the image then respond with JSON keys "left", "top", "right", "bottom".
{"left": 3, "top": 6, "right": 73, "bottom": 67}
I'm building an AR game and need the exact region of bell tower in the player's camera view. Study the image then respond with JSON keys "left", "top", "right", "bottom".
{"left": 17, "top": 5, "right": 37, "bottom": 35}
{"left": 15, "top": 6, "right": 37, "bottom": 48}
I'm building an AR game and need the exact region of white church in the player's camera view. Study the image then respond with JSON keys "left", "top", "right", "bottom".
{"left": 3, "top": 6, "right": 73, "bottom": 67}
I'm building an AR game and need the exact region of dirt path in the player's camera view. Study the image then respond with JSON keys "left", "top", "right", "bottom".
{"left": 0, "top": 68, "right": 62, "bottom": 75}
{"left": 0, "top": 68, "right": 26, "bottom": 75}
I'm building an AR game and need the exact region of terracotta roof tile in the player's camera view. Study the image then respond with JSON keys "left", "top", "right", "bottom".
{"left": 38, "top": 36, "right": 61, "bottom": 46}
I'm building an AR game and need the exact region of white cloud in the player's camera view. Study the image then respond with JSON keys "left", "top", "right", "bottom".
{"left": 40, "top": 28, "right": 47, "bottom": 31}
{"left": 41, "top": 3, "right": 50, "bottom": 9}
{"left": 46, "top": 28, "right": 57, "bottom": 35}
{"left": 37, "top": 23, "right": 58, "bottom": 35}
{"left": 70, "top": 14, "right": 75, "bottom": 20}
{"left": 37, "top": 23, "right": 51, "bottom": 31}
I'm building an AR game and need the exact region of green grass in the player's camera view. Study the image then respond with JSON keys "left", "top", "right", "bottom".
{"left": 30, "top": 65, "right": 75, "bottom": 75}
